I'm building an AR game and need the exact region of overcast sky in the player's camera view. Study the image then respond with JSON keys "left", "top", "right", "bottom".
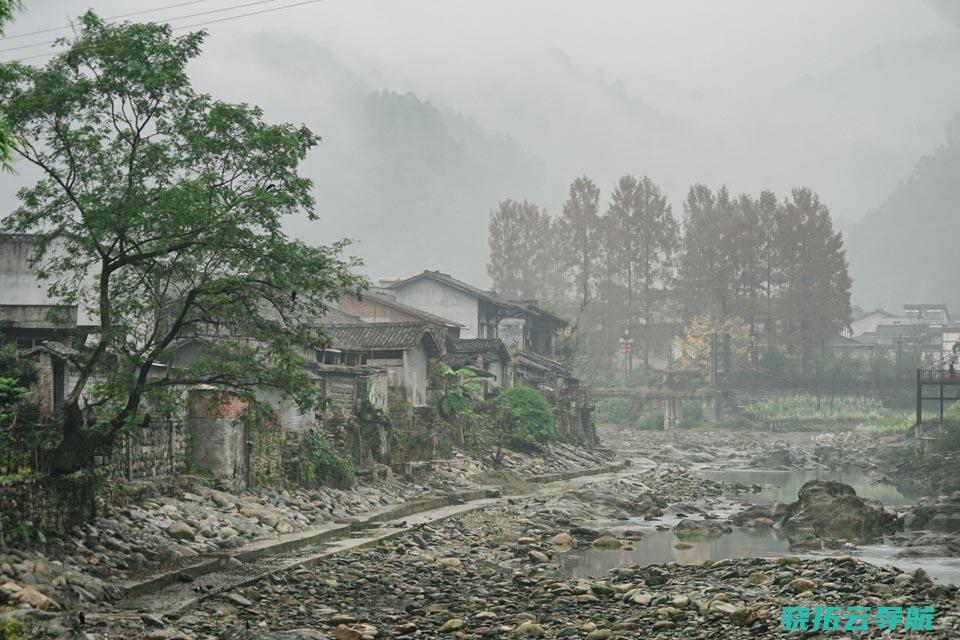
{"left": 2, "top": 0, "right": 959, "bottom": 288}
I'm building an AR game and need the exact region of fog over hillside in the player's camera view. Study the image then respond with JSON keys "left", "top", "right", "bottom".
{"left": 1, "top": 0, "right": 959, "bottom": 292}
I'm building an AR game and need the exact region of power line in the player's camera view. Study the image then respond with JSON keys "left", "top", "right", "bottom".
{"left": 0, "top": 0, "right": 288, "bottom": 53}
{"left": 0, "top": 0, "right": 215, "bottom": 41}
{"left": 172, "top": 0, "right": 326, "bottom": 31}
{"left": 5, "top": 0, "right": 327, "bottom": 64}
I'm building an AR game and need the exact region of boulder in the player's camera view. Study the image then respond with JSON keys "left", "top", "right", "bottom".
{"left": 779, "top": 480, "right": 898, "bottom": 541}
{"left": 673, "top": 519, "right": 732, "bottom": 539}
{"left": 167, "top": 521, "right": 196, "bottom": 541}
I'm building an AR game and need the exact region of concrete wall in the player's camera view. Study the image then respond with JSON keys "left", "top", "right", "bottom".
{"left": 392, "top": 279, "right": 479, "bottom": 338}
{"left": 0, "top": 235, "right": 96, "bottom": 326}
{"left": 402, "top": 344, "right": 429, "bottom": 406}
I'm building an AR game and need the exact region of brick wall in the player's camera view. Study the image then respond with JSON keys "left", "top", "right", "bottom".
{"left": 336, "top": 295, "right": 424, "bottom": 323}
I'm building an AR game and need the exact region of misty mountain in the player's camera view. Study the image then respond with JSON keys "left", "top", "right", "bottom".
{"left": 846, "top": 117, "right": 960, "bottom": 312}
{"left": 221, "top": 33, "right": 548, "bottom": 284}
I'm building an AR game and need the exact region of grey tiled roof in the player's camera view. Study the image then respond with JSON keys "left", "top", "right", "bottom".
{"left": 322, "top": 322, "right": 442, "bottom": 353}
{"left": 449, "top": 338, "right": 508, "bottom": 355}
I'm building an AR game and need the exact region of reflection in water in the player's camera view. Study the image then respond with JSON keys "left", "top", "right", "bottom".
{"left": 554, "top": 528, "right": 791, "bottom": 578}
{"left": 554, "top": 528, "right": 960, "bottom": 585}
{"left": 699, "top": 469, "right": 920, "bottom": 505}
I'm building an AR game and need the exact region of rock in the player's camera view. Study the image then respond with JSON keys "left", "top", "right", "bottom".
{"left": 14, "top": 587, "right": 60, "bottom": 611}
{"left": 439, "top": 557, "right": 461, "bottom": 569}
{"left": 651, "top": 621, "right": 676, "bottom": 631}
{"left": 211, "top": 492, "right": 233, "bottom": 508}
{"left": 333, "top": 625, "right": 362, "bottom": 640}
{"left": 224, "top": 592, "right": 253, "bottom": 607}
{"left": 141, "top": 614, "right": 166, "bottom": 628}
{"left": 632, "top": 593, "right": 653, "bottom": 605}
{"left": 550, "top": 532, "right": 573, "bottom": 546}
{"left": 788, "top": 577, "right": 816, "bottom": 594}
{"left": 514, "top": 621, "right": 544, "bottom": 637}
{"left": 528, "top": 550, "right": 550, "bottom": 564}
{"left": 440, "top": 618, "right": 464, "bottom": 632}
{"left": 709, "top": 601, "right": 738, "bottom": 615}
{"left": 167, "top": 521, "right": 196, "bottom": 541}
{"left": 730, "top": 607, "right": 757, "bottom": 627}
{"left": 585, "top": 630, "right": 611, "bottom": 640}
{"left": 0, "top": 581, "right": 21, "bottom": 603}
{"left": 276, "top": 631, "right": 328, "bottom": 640}
{"left": 673, "top": 518, "right": 733, "bottom": 538}
{"left": 780, "top": 480, "right": 898, "bottom": 541}
{"left": 591, "top": 535, "right": 621, "bottom": 548}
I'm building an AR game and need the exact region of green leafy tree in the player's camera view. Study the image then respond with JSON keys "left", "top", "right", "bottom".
{"left": 0, "top": 0, "right": 22, "bottom": 171}
{"left": 0, "top": 13, "right": 362, "bottom": 474}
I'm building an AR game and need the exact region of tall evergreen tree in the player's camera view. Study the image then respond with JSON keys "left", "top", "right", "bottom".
{"left": 487, "top": 199, "right": 550, "bottom": 300}
{"left": 774, "top": 188, "right": 852, "bottom": 367}
{"left": 558, "top": 176, "right": 601, "bottom": 310}
{"left": 679, "top": 184, "right": 734, "bottom": 320}
{"left": 603, "top": 175, "right": 679, "bottom": 367}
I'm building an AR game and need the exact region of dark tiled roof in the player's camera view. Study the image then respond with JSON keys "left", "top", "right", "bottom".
{"left": 322, "top": 322, "right": 442, "bottom": 354}
{"left": 515, "top": 350, "right": 572, "bottom": 376}
{"left": 449, "top": 338, "right": 507, "bottom": 355}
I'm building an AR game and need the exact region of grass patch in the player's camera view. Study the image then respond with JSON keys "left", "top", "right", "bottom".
{"left": 743, "top": 395, "right": 912, "bottom": 432}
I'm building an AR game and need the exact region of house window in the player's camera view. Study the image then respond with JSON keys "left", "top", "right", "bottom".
{"left": 15, "top": 338, "right": 35, "bottom": 351}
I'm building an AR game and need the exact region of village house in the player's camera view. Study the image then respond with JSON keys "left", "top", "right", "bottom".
{"left": 336, "top": 287, "right": 462, "bottom": 340}
{"left": 383, "top": 270, "right": 520, "bottom": 340}
{"left": 444, "top": 337, "right": 512, "bottom": 390}
{"left": 319, "top": 322, "right": 444, "bottom": 407}
{"left": 0, "top": 234, "right": 96, "bottom": 413}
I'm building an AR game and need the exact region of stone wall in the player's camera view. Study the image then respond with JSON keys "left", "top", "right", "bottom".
{"left": 248, "top": 414, "right": 283, "bottom": 487}
{"left": 0, "top": 475, "right": 96, "bottom": 538}
{"left": 101, "top": 417, "right": 188, "bottom": 481}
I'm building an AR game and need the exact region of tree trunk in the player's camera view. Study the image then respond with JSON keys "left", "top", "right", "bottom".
{"left": 48, "top": 401, "right": 112, "bottom": 476}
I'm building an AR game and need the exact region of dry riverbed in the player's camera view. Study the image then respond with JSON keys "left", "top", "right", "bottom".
{"left": 6, "top": 426, "right": 960, "bottom": 639}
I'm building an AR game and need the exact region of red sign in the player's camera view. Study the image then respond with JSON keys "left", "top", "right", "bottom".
{"left": 619, "top": 338, "right": 634, "bottom": 354}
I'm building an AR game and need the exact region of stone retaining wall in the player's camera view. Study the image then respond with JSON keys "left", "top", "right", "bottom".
{"left": 0, "top": 475, "right": 96, "bottom": 538}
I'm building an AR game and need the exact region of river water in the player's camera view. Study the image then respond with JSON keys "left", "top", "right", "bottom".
{"left": 553, "top": 468, "right": 960, "bottom": 585}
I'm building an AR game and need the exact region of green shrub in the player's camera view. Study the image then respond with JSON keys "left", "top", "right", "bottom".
{"left": 496, "top": 386, "right": 556, "bottom": 447}
{"left": 679, "top": 400, "right": 705, "bottom": 428}
{"left": 297, "top": 430, "right": 355, "bottom": 489}
{"left": 596, "top": 398, "right": 640, "bottom": 427}
{"left": 933, "top": 422, "right": 960, "bottom": 452}
{"left": 0, "top": 619, "right": 32, "bottom": 640}
{"left": 638, "top": 410, "right": 664, "bottom": 430}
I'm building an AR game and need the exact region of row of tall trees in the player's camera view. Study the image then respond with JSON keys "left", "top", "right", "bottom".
{"left": 487, "top": 175, "right": 852, "bottom": 369}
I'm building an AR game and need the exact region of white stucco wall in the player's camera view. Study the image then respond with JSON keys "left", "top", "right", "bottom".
{"left": 403, "top": 344, "right": 429, "bottom": 406}
{"left": 0, "top": 236, "right": 97, "bottom": 326}
{"left": 850, "top": 312, "right": 895, "bottom": 337}
{"left": 392, "top": 279, "right": 480, "bottom": 338}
